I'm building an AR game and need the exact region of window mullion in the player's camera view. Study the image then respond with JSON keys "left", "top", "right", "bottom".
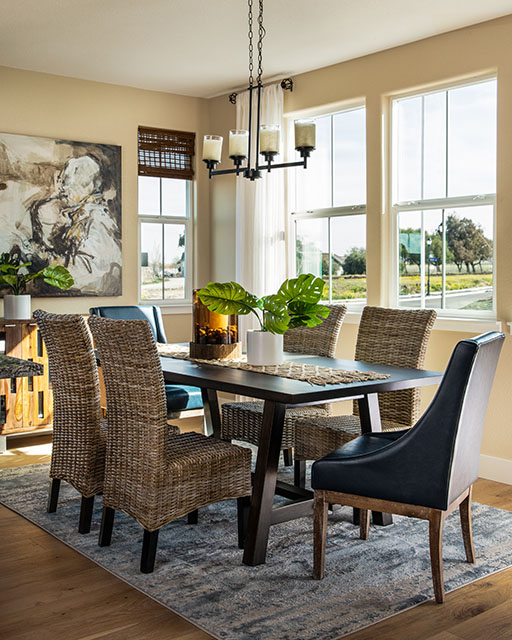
{"left": 420, "top": 212, "right": 425, "bottom": 309}
{"left": 441, "top": 209, "right": 446, "bottom": 309}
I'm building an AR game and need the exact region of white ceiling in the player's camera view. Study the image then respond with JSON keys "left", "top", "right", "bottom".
{"left": 1, "top": 0, "right": 512, "bottom": 98}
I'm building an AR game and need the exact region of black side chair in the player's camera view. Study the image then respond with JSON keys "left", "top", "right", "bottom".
{"left": 89, "top": 305, "right": 203, "bottom": 418}
{"left": 312, "top": 331, "right": 504, "bottom": 603}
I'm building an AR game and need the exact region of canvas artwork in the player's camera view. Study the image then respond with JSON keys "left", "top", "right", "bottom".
{"left": 0, "top": 132, "right": 122, "bottom": 296}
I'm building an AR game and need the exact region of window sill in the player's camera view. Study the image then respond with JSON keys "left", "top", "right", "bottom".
{"left": 343, "top": 311, "right": 501, "bottom": 334}
{"left": 151, "top": 303, "right": 193, "bottom": 315}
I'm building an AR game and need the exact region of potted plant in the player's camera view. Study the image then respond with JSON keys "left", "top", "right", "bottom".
{"left": 197, "top": 274, "right": 329, "bottom": 365}
{"left": 0, "top": 252, "right": 74, "bottom": 320}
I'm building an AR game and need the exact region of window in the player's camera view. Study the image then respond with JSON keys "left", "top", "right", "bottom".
{"left": 138, "top": 127, "right": 195, "bottom": 303}
{"left": 392, "top": 78, "right": 496, "bottom": 316}
{"left": 291, "top": 106, "right": 367, "bottom": 309}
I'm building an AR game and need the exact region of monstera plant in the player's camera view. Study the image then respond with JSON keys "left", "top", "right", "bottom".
{"left": 197, "top": 273, "right": 329, "bottom": 335}
{"left": 0, "top": 251, "right": 74, "bottom": 320}
{"left": 0, "top": 252, "right": 74, "bottom": 295}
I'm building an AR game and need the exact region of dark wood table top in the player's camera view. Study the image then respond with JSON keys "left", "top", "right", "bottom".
{"left": 160, "top": 352, "right": 443, "bottom": 405}
{"left": 0, "top": 354, "right": 43, "bottom": 379}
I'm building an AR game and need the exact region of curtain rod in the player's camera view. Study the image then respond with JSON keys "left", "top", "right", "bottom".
{"left": 228, "top": 78, "right": 293, "bottom": 105}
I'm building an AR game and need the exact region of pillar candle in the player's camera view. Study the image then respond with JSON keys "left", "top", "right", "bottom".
{"left": 259, "top": 125, "right": 280, "bottom": 154}
{"left": 229, "top": 130, "right": 249, "bottom": 158}
{"left": 202, "top": 135, "right": 223, "bottom": 162}
{"left": 295, "top": 120, "right": 316, "bottom": 148}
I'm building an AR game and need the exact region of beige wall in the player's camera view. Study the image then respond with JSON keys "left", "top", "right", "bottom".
{"left": 3, "top": 14, "right": 512, "bottom": 467}
{"left": 208, "top": 15, "right": 512, "bottom": 466}
{"left": 0, "top": 66, "right": 211, "bottom": 342}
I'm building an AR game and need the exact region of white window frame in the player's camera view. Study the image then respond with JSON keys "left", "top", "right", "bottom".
{"left": 389, "top": 76, "right": 497, "bottom": 320}
{"left": 138, "top": 178, "right": 193, "bottom": 307}
{"left": 287, "top": 104, "right": 367, "bottom": 306}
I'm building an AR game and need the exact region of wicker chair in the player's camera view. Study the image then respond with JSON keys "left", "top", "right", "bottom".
{"left": 88, "top": 315, "right": 252, "bottom": 573}
{"left": 33, "top": 309, "right": 105, "bottom": 534}
{"left": 295, "top": 306, "right": 437, "bottom": 469}
{"left": 221, "top": 304, "right": 347, "bottom": 474}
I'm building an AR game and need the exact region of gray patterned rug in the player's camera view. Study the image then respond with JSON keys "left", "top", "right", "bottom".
{"left": 2, "top": 463, "right": 512, "bottom": 640}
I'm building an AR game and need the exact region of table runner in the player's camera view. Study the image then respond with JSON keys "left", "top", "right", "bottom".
{"left": 157, "top": 344, "right": 389, "bottom": 386}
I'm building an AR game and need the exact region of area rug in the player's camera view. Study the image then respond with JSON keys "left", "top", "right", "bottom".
{"left": 2, "top": 463, "right": 512, "bottom": 640}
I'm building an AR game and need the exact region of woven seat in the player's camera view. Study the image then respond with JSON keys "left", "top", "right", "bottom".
{"left": 295, "top": 306, "right": 436, "bottom": 464}
{"left": 88, "top": 315, "right": 252, "bottom": 573}
{"left": 33, "top": 310, "right": 105, "bottom": 534}
{"left": 220, "top": 304, "right": 347, "bottom": 461}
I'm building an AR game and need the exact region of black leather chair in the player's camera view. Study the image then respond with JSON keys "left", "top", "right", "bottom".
{"left": 89, "top": 305, "right": 203, "bottom": 417}
{"left": 311, "top": 331, "right": 504, "bottom": 603}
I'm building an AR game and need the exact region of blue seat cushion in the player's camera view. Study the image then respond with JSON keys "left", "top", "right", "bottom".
{"left": 165, "top": 384, "right": 203, "bottom": 413}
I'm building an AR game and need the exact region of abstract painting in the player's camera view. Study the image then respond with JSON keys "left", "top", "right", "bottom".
{"left": 0, "top": 132, "right": 122, "bottom": 296}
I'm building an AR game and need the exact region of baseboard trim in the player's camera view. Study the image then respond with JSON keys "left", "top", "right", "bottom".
{"left": 479, "top": 454, "right": 512, "bottom": 485}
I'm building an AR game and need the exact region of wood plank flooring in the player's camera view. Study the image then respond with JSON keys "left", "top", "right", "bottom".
{"left": 1, "top": 425, "right": 511, "bottom": 640}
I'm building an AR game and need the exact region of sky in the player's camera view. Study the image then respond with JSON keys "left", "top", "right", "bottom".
{"left": 293, "top": 78, "right": 496, "bottom": 260}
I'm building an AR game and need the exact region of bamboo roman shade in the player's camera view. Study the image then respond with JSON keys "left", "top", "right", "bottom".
{"left": 138, "top": 126, "right": 195, "bottom": 180}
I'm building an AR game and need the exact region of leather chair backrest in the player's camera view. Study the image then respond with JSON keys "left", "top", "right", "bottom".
{"left": 395, "top": 331, "right": 504, "bottom": 507}
{"left": 446, "top": 332, "right": 504, "bottom": 503}
{"left": 89, "top": 305, "right": 167, "bottom": 344}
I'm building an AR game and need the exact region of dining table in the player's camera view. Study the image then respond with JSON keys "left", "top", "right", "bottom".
{"left": 160, "top": 351, "right": 443, "bottom": 566}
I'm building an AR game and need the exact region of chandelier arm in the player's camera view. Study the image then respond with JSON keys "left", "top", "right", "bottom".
{"left": 256, "top": 159, "right": 308, "bottom": 172}
{"left": 255, "top": 83, "right": 262, "bottom": 166}
{"left": 247, "top": 84, "right": 254, "bottom": 172}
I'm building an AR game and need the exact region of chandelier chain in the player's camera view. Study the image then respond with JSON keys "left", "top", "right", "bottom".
{"left": 248, "top": 0, "right": 254, "bottom": 87}
{"left": 257, "top": 0, "right": 265, "bottom": 85}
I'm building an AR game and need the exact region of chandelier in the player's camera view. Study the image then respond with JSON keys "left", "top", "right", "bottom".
{"left": 202, "top": 0, "right": 316, "bottom": 181}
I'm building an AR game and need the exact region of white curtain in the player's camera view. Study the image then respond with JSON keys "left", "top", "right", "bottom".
{"left": 235, "top": 83, "right": 286, "bottom": 339}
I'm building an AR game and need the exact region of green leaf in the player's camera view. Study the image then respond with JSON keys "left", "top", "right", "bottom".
{"left": 261, "top": 295, "right": 290, "bottom": 334}
{"left": 0, "top": 262, "right": 30, "bottom": 273}
{"left": 275, "top": 273, "right": 325, "bottom": 305}
{"left": 287, "top": 301, "right": 330, "bottom": 329}
{"left": 41, "top": 265, "right": 74, "bottom": 290}
{"left": 0, "top": 274, "right": 19, "bottom": 289}
{"left": 197, "top": 282, "right": 260, "bottom": 316}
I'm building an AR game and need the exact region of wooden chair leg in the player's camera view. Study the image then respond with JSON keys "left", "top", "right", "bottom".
{"left": 99, "top": 506, "right": 115, "bottom": 547}
{"left": 141, "top": 529, "right": 160, "bottom": 573}
{"left": 283, "top": 448, "right": 293, "bottom": 466}
{"left": 187, "top": 509, "right": 199, "bottom": 525}
{"left": 428, "top": 511, "right": 445, "bottom": 603}
{"left": 360, "top": 509, "right": 370, "bottom": 540}
{"left": 47, "top": 478, "right": 61, "bottom": 513}
{"left": 294, "top": 459, "right": 306, "bottom": 488}
{"left": 460, "top": 486, "right": 476, "bottom": 563}
{"left": 313, "top": 490, "right": 329, "bottom": 579}
{"left": 78, "top": 495, "right": 95, "bottom": 534}
{"left": 237, "top": 495, "right": 251, "bottom": 549}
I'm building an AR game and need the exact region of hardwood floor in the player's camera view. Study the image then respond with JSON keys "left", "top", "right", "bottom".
{"left": 1, "top": 427, "right": 511, "bottom": 640}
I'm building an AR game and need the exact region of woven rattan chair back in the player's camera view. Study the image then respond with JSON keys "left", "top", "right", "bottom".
{"left": 283, "top": 304, "right": 347, "bottom": 357}
{"left": 33, "top": 309, "right": 103, "bottom": 497}
{"left": 353, "top": 306, "right": 436, "bottom": 426}
{"left": 88, "top": 316, "right": 170, "bottom": 504}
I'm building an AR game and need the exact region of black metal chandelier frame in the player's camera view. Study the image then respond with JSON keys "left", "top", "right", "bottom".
{"left": 203, "top": 0, "right": 314, "bottom": 181}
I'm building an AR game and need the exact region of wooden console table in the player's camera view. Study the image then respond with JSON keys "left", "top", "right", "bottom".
{"left": 0, "top": 319, "right": 53, "bottom": 452}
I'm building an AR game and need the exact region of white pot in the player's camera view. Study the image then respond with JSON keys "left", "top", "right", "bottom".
{"left": 246, "top": 330, "right": 283, "bottom": 366}
{"left": 4, "top": 294, "right": 31, "bottom": 320}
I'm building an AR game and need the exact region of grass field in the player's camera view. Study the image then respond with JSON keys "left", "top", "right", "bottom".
{"left": 399, "top": 273, "right": 492, "bottom": 295}
{"left": 325, "top": 272, "right": 493, "bottom": 300}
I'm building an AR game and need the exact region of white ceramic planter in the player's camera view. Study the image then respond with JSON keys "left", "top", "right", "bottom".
{"left": 3, "top": 294, "right": 31, "bottom": 320}
{"left": 246, "top": 330, "right": 283, "bottom": 366}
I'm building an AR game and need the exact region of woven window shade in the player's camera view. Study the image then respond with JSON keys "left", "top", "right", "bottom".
{"left": 138, "top": 126, "right": 195, "bottom": 180}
